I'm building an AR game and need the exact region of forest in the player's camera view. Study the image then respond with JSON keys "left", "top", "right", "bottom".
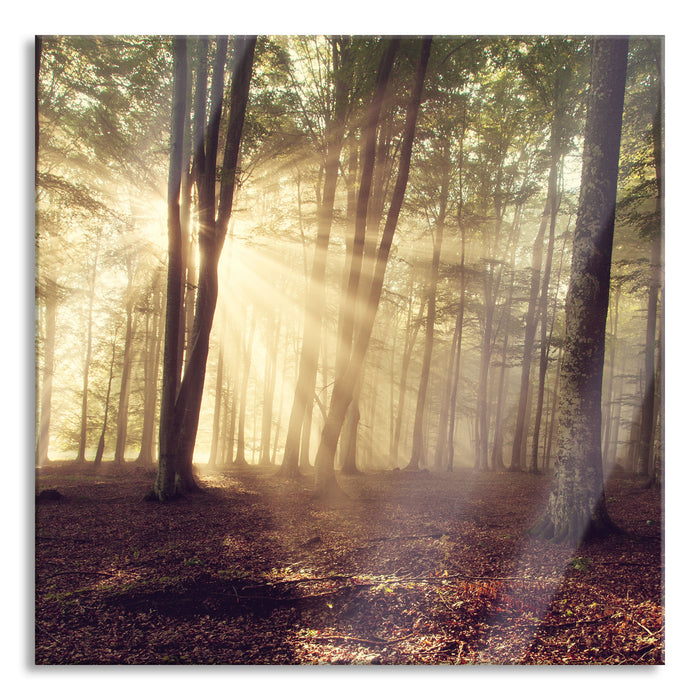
{"left": 34, "top": 34, "right": 663, "bottom": 665}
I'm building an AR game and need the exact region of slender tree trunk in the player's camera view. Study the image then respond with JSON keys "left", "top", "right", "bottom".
{"left": 406, "top": 155, "right": 449, "bottom": 470}
{"left": 446, "top": 228, "right": 466, "bottom": 473}
{"left": 530, "top": 37, "right": 628, "bottom": 543}
{"left": 234, "top": 315, "right": 257, "bottom": 465}
{"left": 259, "top": 312, "right": 279, "bottom": 465}
{"left": 530, "top": 172, "right": 561, "bottom": 471}
{"left": 94, "top": 328, "right": 118, "bottom": 467}
{"left": 77, "top": 242, "right": 99, "bottom": 464}
{"left": 137, "top": 277, "right": 162, "bottom": 465}
{"left": 153, "top": 36, "right": 188, "bottom": 500}
{"left": 435, "top": 308, "right": 458, "bottom": 470}
{"left": 510, "top": 204, "right": 548, "bottom": 471}
{"left": 115, "top": 286, "right": 136, "bottom": 465}
{"left": 638, "top": 100, "right": 662, "bottom": 480}
{"left": 391, "top": 272, "right": 424, "bottom": 466}
{"left": 279, "top": 37, "right": 350, "bottom": 478}
{"left": 36, "top": 278, "right": 56, "bottom": 466}
{"left": 208, "top": 341, "right": 225, "bottom": 467}
{"left": 602, "top": 285, "right": 621, "bottom": 467}
{"left": 490, "top": 265, "right": 516, "bottom": 471}
{"left": 314, "top": 37, "right": 431, "bottom": 498}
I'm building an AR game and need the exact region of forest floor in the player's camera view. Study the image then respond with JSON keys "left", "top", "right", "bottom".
{"left": 34, "top": 463, "right": 663, "bottom": 665}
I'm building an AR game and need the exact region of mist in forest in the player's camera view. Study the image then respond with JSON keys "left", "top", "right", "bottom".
{"left": 35, "top": 35, "right": 662, "bottom": 486}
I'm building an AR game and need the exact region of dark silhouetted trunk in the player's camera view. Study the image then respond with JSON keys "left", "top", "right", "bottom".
{"left": 153, "top": 36, "right": 256, "bottom": 501}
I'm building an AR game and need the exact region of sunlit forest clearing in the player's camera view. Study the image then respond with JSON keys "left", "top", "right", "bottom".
{"left": 35, "top": 35, "right": 663, "bottom": 665}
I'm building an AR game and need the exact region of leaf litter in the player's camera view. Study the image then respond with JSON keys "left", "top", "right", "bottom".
{"left": 35, "top": 464, "right": 663, "bottom": 665}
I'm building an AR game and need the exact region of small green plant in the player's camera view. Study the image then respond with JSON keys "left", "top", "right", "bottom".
{"left": 569, "top": 556, "right": 591, "bottom": 572}
{"left": 183, "top": 557, "right": 204, "bottom": 566}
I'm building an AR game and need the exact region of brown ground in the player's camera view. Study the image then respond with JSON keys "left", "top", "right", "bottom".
{"left": 34, "top": 464, "right": 663, "bottom": 665}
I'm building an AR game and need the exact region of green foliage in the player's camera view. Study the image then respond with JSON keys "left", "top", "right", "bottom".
{"left": 569, "top": 556, "right": 592, "bottom": 572}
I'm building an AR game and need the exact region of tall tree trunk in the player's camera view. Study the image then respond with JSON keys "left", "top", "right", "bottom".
{"left": 391, "top": 270, "right": 424, "bottom": 466}
{"left": 314, "top": 37, "right": 431, "bottom": 498}
{"left": 259, "top": 312, "right": 279, "bottom": 465}
{"left": 137, "top": 276, "right": 163, "bottom": 465}
{"left": 234, "top": 314, "right": 257, "bottom": 465}
{"left": 153, "top": 36, "right": 256, "bottom": 501}
{"left": 530, "top": 175, "right": 561, "bottom": 471}
{"left": 94, "top": 327, "right": 118, "bottom": 467}
{"left": 530, "top": 37, "right": 628, "bottom": 543}
{"left": 279, "top": 37, "right": 350, "bottom": 478}
{"left": 446, "top": 227, "right": 466, "bottom": 473}
{"left": 115, "top": 281, "right": 136, "bottom": 465}
{"left": 208, "top": 341, "right": 225, "bottom": 467}
{"left": 153, "top": 36, "right": 188, "bottom": 500}
{"left": 510, "top": 201, "right": 548, "bottom": 470}
{"left": 490, "top": 265, "right": 516, "bottom": 471}
{"left": 601, "top": 285, "right": 621, "bottom": 467}
{"left": 638, "top": 95, "right": 662, "bottom": 481}
{"left": 77, "top": 242, "right": 99, "bottom": 464}
{"left": 406, "top": 159, "right": 449, "bottom": 470}
{"left": 36, "top": 278, "right": 56, "bottom": 466}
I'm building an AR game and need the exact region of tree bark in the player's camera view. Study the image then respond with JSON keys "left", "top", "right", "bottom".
{"left": 530, "top": 37, "right": 628, "bottom": 543}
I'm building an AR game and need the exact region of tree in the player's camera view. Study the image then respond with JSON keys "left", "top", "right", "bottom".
{"left": 313, "top": 37, "right": 432, "bottom": 499}
{"left": 530, "top": 37, "right": 628, "bottom": 543}
{"left": 152, "top": 35, "right": 257, "bottom": 501}
{"left": 278, "top": 36, "right": 350, "bottom": 478}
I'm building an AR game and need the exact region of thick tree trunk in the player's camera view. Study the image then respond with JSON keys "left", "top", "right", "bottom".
{"left": 530, "top": 37, "right": 628, "bottom": 543}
